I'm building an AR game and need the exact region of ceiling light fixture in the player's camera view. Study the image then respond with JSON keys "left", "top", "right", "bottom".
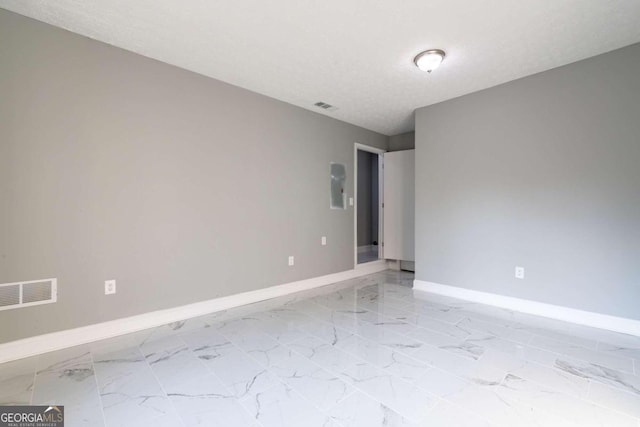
{"left": 414, "top": 49, "right": 446, "bottom": 73}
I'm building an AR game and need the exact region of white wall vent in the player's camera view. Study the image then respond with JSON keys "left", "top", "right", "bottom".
{"left": 0, "top": 278, "right": 57, "bottom": 311}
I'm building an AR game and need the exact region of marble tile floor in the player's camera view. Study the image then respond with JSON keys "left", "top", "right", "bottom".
{"left": 2, "top": 270, "right": 640, "bottom": 426}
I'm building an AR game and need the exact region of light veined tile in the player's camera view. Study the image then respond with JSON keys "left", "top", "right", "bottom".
{"left": 89, "top": 333, "right": 146, "bottom": 357}
{"left": 510, "top": 311, "right": 582, "bottom": 336}
{"left": 353, "top": 311, "right": 418, "bottom": 335}
{"left": 411, "top": 343, "right": 506, "bottom": 385}
{"left": 280, "top": 302, "right": 335, "bottom": 325}
{"left": 474, "top": 346, "right": 591, "bottom": 399}
{"left": 328, "top": 390, "right": 417, "bottom": 426}
{"left": 407, "top": 327, "right": 486, "bottom": 360}
{"left": 334, "top": 335, "right": 429, "bottom": 382}
{"left": 339, "top": 362, "right": 438, "bottom": 422}
{"left": 588, "top": 381, "right": 640, "bottom": 419}
{"left": 597, "top": 341, "right": 640, "bottom": 361}
{"left": 357, "top": 294, "right": 414, "bottom": 312}
{"left": 444, "top": 380, "right": 576, "bottom": 427}
{"left": 32, "top": 349, "right": 103, "bottom": 427}
{"left": 374, "top": 350, "right": 430, "bottom": 382}
{"left": 569, "top": 324, "right": 640, "bottom": 349}
{"left": 414, "top": 315, "right": 473, "bottom": 339}
{"left": 413, "top": 367, "right": 471, "bottom": 399}
{"left": 254, "top": 315, "right": 310, "bottom": 344}
{"left": 367, "top": 304, "right": 418, "bottom": 323}
{"left": 166, "top": 374, "right": 259, "bottom": 427}
{"left": 530, "top": 335, "right": 635, "bottom": 373}
{"left": 265, "top": 346, "right": 354, "bottom": 411}
{"left": 266, "top": 307, "right": 316, "bottom": 324}
{"left": 92, "top": 347, "right": 146, "bottom": 381}
{"left": 509, "top": 359, "right": 590, "bottom": 399}
{"left": 379, "top": 283, "right": 416, "bottom": 299}
{"left": 194, "top": 341, "right": 279, "bottom": 399}
{"left": 0, "top": 356, "right": 36, "bottom": 405}
{"left": 98, "top": 387, "right": 169, "bottom": 427}
{"left": 421, "top": 399, "right": 493, "bottom": 427}
{"left": 554, "top": 356, "right": 640, "bottom": 397}
{"left": 511, "top": 321, "right": 597, "bottom": 349}
{"left": 133, "top": 412, "right": 185, "bottom": 427}
{"left": 457, "top": 316, "right": 534, "bottom": 344}
{"left": 335, "top": 334, "right": 396, "bottom": 364}
{"left": 351, "top": 321, "right": 423, "bottom": 355}
{"left": 499, "top": 373, "right": 637, "bottom": 427}
{"left": 238, "top": 382, "right": 335, "bottom": 427}
{"left": 12, "top": 270, "right": 640, "bottom": 427}
{"left": 295, "top": 318, "right": 354, "bottom": 346}
{"left": 312, "top": 292, "right": 357, "bottom": 311}
{"left": 140, "top": 335, "right": 210, "bottom": 389}
{"left": 210, "top": 315, "right": 265, "bottom": 340}
{"left": 314, "top": 309, "right": 366, "bottom": 333}
{"left": 179, "top": 326, "right": 234, "bottom": 361}
{"left": 402, "top": 301, "right": 466, "bottom": 324}
{"left": 287, "top": 335, "right": 361, "bottom": 374}
{"left": 93, "top": 347, "right": 170, "bottom": 427}
{"left": 220, "top": 329, "right": 282, "bottom": 365}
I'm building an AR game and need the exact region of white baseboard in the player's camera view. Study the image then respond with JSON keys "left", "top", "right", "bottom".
{"left": 413, "top": 280, "right": 640, "bottom": 337}
{"left": 0, "top": 261, "right": 388, "bottom": 363}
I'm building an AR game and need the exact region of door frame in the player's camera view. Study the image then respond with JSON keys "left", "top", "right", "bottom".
{"left": 354, "top": 142, "right": 386, "bottom": 268}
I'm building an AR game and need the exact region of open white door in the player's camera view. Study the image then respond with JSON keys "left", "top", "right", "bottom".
{"left": 383, "top": 150, "right": 415, "bottom": 261}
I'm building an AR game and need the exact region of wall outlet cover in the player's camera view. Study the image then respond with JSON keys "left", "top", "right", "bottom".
{"left": 515, "top": 267, "right": 525, "bottom": 279}
{"left": 288, "top": 256, "right": 295, "bottom": 266}
{"left": 321, "top": 236, "right": 327, "bottom": 245}
{"left": 105, "top": 280, "right": 116, "bottom": 295}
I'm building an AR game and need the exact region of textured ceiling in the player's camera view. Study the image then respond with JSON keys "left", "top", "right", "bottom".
{"left": 2, "top": 1, "right": 640, "bottom": 135}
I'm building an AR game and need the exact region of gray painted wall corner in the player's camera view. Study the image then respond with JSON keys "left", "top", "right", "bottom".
{"left": 0, "top": 9, "right": 387, "bottom": 343}
{"left": 415, "top": 43, "right": 640, "bottom": 320}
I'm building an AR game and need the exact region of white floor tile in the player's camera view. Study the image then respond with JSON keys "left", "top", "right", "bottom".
{"left": 4, "top": 270, "right": 640, "bottom": 426}
{"left": 530, "top": 335, "right": 635, "bottom": 373}
{"left": 588, "top": 381, "right": 640, "bottom": 419}
{"left": 287, "top": 335, "right": 361, "bottom": 373}
{"left": 166, "top": 374, "right": 259, "bottom": 426}
{"left": 328, "top": 390, "right": 417, "bottom": 426}
{"left": 264, "top": 346, "right": 354, "bottom": 411}
{"left": 239, "top": 382, "right": 334, "bottom": 427}
{"left": 33, "top": 349, "right": 104, "bottom": 427}
{"left": 0, "top": 356, "right": 36, "bottom": 405}
{"left": 340, "top": 362, "right": 438, "bottom": 422}
{"left": 140, "top": 335, "right": 210, "bottom": 389}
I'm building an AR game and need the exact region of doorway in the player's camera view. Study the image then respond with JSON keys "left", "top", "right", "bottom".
{"left": 354, "top": 143, "right": 385, "bottom": 266}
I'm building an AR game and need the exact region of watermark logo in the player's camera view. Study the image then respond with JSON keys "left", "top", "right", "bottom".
{"left": 0, "top": 405, "right": 64, "bottom": 427}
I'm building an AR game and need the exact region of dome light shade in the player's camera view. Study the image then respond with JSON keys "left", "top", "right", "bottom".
{"left": 414, "top": 49, "right": 446, "bottom": 73}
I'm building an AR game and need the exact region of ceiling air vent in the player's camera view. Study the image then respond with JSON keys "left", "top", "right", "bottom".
{"left": 0, "top": 278, "right": 57, "bottom": 311}
{"left": 314, "top": 101, "right": 338, "bottom": 112}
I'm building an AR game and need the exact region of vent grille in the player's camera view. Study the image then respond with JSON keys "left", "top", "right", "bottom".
{"left": 0, "top": 279, "right": 57, "bottom": 311}
{"left": 314, "top": 101, "right": 337, "bottom": 111}
{"left": 0, "top": 285, "right": 20, "bottom": 308}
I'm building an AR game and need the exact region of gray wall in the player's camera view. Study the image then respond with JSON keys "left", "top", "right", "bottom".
{"left": 0, "top": 9, "right": 387, "bottom": 343}
{"left": 388, "top": 132, "right": 415, "bottom": 151}
{"left": 415, "top": 43, "right": 640, "bottom": 320}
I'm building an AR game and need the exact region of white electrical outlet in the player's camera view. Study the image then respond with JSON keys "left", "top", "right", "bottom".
{"left": 321, "top": 236, "right": 327, "bottom": 246}
{"left": 288, "top": 256, "right": 295, "bottom": 266}
{"left": 105, "top": 279, "right": 116, "bottom": 295}
{"left": 349, "top": 197, "right": 354, "bottom": 206}
{"left": 515, "top": 267, "right": 525, "bottom": 279}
